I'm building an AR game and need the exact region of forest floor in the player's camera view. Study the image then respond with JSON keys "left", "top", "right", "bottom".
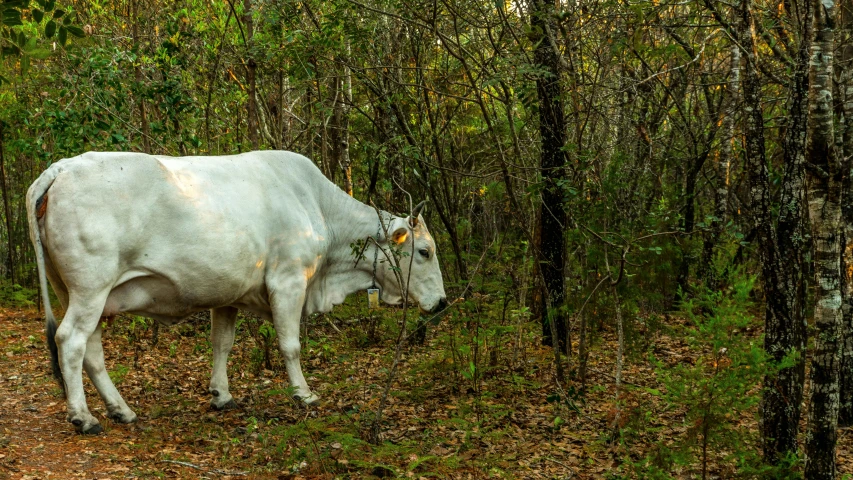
{"left": 0, "top": 305, "right": 850, "bottom": 479}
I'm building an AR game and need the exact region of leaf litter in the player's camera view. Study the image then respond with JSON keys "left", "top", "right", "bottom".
{"left": 0, "top": 307, "right": 848, "bottom": 479}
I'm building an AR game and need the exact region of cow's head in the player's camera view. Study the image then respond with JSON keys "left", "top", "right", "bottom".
{"left": 377, "top": 202, "right": 448, "bottom": 314}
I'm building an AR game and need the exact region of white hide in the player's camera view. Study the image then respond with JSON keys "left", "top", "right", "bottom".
{"left": 26, "top": 150, "right": 447, "bottom": 433}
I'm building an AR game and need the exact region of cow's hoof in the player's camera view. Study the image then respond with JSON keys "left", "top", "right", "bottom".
{"left": 108, "top": 411, "right": 138, "bottom": 424}
{"left": 83, "top": 423, "right": 103, "bottom": 435}
{"left": 211, "top": 398, "right": 238, "bottom": 411}
{"left": 294, "top": 393, "right": 321, "bottom": 407}
{"left": 71, "top": 418, "right": 102, "bottom": 435}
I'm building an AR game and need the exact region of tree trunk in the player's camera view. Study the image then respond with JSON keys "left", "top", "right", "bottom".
{"left": 734, "top": 0, "right": 811, "bottom": 465}
{"left": 701, "top": 46, "right": 740, "bottom": 284}
{"left": 132, "top": 0, "right": 150, "bottom": 153}
{"left": 0, "top": 124, "right": 14, "bottom": 285}
{"left": 805, "top": 1, "right": 844, "bottom": 477}
{"left": 339, "top": 46, "right": 353, "bottom": 196}
{"left": 837, "top": 0, "right": 853, "bottom": 429}
{"left": 764, "top": 0, "right": 811, "bottom": 464}
{"left": 243, "top": 0, "right": 259, "bottom": 150}
{"left": 530, "top": 0, "right": 569, "bottom": 353}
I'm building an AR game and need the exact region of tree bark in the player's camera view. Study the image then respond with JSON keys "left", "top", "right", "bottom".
{"left": 0, "top": 123, "right": 14, "bottom": 285}
{"left": 529, "top": 0, "right": 569, "bottom": 353}
{"left": 701, "top": 46, "right": 740, "bottom": 284}
{"left": 339, "top": 46, "right": 353, "bottom": 196}
{"left": 837, "top": 0, "right": 853, "bottom": 429}
{"left": 805, "top": 1, "right": 844, "bottom": 477}
{"left": 244, "top": 0, "right": 259, "bottom": 150}
{"left": 734, "top": 0, "right": 811, "bottom": 465}
{"left": 132, "top": 0, "right": 150, "bottom": 153}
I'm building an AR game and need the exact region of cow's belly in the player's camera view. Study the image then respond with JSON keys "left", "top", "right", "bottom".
{"left": 102, "top": 269, "right": 266, "bottom": 319}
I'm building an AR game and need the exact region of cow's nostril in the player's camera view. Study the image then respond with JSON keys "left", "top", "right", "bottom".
{"left": 434, "top": 297, "right": 449, "bottom": 313}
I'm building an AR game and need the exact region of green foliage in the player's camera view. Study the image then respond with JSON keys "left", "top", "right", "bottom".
{"left": 108, "top": 363, "right": 129, "bottom": 384}
{"left": 0, "top": 279, "right": 35, "bottom": 307}
{"left": 632, "top": 272, "right": 784, "bottom": 478}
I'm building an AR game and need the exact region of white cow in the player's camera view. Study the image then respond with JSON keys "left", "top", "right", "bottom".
{"left": 26, "top": 150, "right": 447, "bottom": 434}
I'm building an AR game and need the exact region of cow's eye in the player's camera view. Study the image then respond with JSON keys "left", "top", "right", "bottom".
{"left": 419, "top": 248, "right": 430, "bottom": 258}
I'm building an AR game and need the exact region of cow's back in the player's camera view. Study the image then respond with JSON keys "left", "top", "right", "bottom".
{"left": 37, "top": 151, "right": 335, "bottom": 318}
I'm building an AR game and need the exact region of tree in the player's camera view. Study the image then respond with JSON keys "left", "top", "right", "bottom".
{"left": 804, "top": 0, "right": 844, "bottom": 476}
{"left": 704, "top": 0, "right": 812, "bottom": 465}
{"left": 837, "top": 0, "right": 853, "bottom": 430}
{"left": 529, "top": 0, "right": 569, "bottom": 353}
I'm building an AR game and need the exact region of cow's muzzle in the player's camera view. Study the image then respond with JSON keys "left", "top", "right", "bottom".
{"left": 430, "top": 297, "right": 449, "bottom": 314}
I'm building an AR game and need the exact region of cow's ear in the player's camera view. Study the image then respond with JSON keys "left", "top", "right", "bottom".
{"left": 391, "top": 226, "right": 409, "bottom": 244}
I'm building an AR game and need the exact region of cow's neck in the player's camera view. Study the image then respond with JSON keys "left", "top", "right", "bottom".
{"left": 305, "top": 190, "right": 391, "bottom": 314}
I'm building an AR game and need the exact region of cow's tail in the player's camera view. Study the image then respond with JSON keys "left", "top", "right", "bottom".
{"left": 26, "top": 165, "right": 63, "bottom": 393}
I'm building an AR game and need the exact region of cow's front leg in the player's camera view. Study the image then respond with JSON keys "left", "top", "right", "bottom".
{"left": 209, "top": 306, "right": 238, "bottom": 410}
{"left": 270, "top": 283, "right": 319, "bottom": 406}
{"left": 84, "top": 323, "right": 137, "bottom": 424}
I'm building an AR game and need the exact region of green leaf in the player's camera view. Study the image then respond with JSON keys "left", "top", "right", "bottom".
{"left": 52, "top": 9, "right": 64, "bottom": 18}
{"left": 62, "top": 14, "right": 70, "bottom": 25}
{"left": 23, "top": 36, "right": 36, "bottom": 52}
{"left": 2, "top": 9, "right": 22, "bottom": 27}
{"left": 44, "top": 0, "right": 55, "bottom": 12}
{"left": 32, "top": 9, "right": 44, "bottom": 22}
{"left": 28, "top": 48, "right": 50, "bottom": 59}
{"left": 1, "top": 46, "right": 20, "bottom": 57}
{"left": 58, "top": 25, "right": 66, "bottom": 46}
{"left": 66, "top": 25, "right": 84, "bottom": 37}
{"left": 20, "top": 53, "right": 29, "bottom": 74}
{"left": 45, "top": 19, "right": 56, "bottom": 38}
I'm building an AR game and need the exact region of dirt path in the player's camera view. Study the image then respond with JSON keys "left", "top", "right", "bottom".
{"left": 0, "top": 311, "right": 139, "bottom": 479}
{"left": 0, "top": 309, "right": 260, "bottom": 480}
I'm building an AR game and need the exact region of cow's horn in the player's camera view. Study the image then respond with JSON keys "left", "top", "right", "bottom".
{"left": 410, "top": 200, "right": 427, "bottom": 227}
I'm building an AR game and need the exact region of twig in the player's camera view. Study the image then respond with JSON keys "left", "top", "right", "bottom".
{"left": 323, "top": 314, "right": 342, "bottom": 334}
{"left": 543, "top": 457, "right": 575, "bottom": 478}
{"left": 368, "top": 204, "right": 416, "bottom": 444}
{"left": 159, "top": 459, "right": 247, "bottom": 476}
{"left": 405, "top": 239, "right": 494, "bottom": 340}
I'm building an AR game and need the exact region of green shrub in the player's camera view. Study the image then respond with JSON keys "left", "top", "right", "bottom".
{"left": 633, "top": 271, "right": 780, "bottom": 478}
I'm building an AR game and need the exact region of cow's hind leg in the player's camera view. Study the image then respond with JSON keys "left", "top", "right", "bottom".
{"left": 209, "top": 306, "right": 238, "bottom": 410}
{"left": 84, "top": 324, "right": 137, "bottom": 424}
{"left": 55, "top": 292, "right": 109, "bottom": 434}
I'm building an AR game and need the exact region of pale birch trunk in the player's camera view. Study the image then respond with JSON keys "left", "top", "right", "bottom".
{"left": 837, "top": 0, "right": 853, "bottom": 428}
{"left": 701, "top": 45, "right": 740, "bottom": 283}
{"left": 340, "top": 45, "right": 353, "bottom": 196}
{"left": 805, "top": 0, "right": 844, "bottom": 476}
{"left": 244, "top": 0, "right": 259, "bottom": 150}
{"left": 132, "top": 0, "right": 150, "bottom": 154}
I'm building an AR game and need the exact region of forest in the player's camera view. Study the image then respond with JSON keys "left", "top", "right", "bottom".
{"left": 0, "top": 0, "right": 851, "bottom": 478}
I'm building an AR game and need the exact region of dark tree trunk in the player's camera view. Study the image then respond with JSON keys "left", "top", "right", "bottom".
{"left": 530, "top": 0, "right": 569, "bottom": 353}
{"left": 0, "top": 124, "right": 14, "bottom": 285}
{"left": 732, "top": 0, "right": 811, "bottom": 465}
{"left": 763, "top": 0, "right": 811, "bottom": 465}
{"left": 805, "top": 1, "right": 843, "bottom": 477}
